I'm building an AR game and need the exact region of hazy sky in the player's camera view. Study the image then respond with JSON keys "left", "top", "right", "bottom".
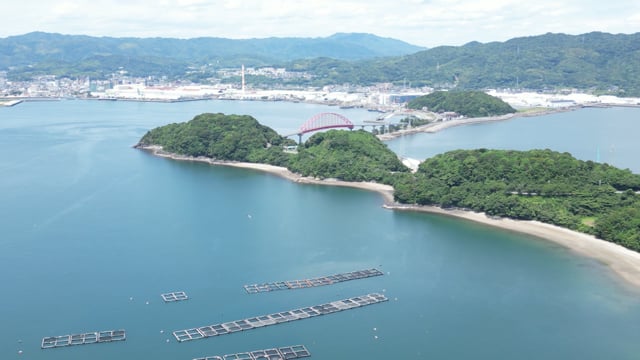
{"left": 2, "top": 0, "right": 639, "bottom": 47}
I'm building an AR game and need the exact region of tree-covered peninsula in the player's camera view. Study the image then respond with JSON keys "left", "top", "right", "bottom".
{"left": 136, "top": 113, "right": 409, "bottom": 182}
{"left": 137, "top": 113, "right": 640, "bottom": 252}
{"left": 137, "top": 113, "right": 293, "bottom": 166}
{"left": 407, "top": 91, "right": 516, "bottom": 117}
{"left": 393, "top": 149, "right": 640, "bottom": 251}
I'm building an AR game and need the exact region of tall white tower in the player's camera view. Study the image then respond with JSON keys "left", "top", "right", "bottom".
{"left": 241, "top": 64, "right": 245, "bottom": 93}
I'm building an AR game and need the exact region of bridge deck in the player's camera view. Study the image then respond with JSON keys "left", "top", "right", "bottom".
{"left": 173, "top": 293, "right": 387, "bottom": 342}
{"left": 244, "top": 268, "right": 383, "bottom": 293}
{"left": 193, "top": 344, "right": 310, "bottom": 360}
{"left": 41, "top": 329, "right": 125, "bottom": 349}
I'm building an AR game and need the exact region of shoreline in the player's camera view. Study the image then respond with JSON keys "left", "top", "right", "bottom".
{"left": 377, "top": 107, "right": 577, "bottom": 140}
{"left": 137, "top": 144, "right": 640, "bottom": 289}
{"left": 136, "top": 145, "right": 396, "bottom": 203}
{"left": 385, "top": 203, "right": 640, "bottom": 289}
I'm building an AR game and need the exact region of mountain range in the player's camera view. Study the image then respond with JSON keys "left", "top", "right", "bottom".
{"left": 287, "top": 32, "right": 640, "bottom": 96}
{"left": 2, "top": 31, "right": 639, "bottom": 96}
{"left": 0, "top": 32, "right": 424, "bottom": 69}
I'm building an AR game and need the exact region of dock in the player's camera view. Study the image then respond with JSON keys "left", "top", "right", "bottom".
{"left": 194, "top": 344, "right": 310, "bottom": 360}
{"left": 0, "top": 99, "right": 23, "bottom": 107}
{"left": 173, "top": 293, "right": 387, "bottom": 342}
{"left": 41, "top": 329, "right": 125, "bottom": 349}
{"left": 161, "top": 291, "right": 189, "bottom": 302}
{"left": 243, "top": 268, "right": 383, "bottom": 293}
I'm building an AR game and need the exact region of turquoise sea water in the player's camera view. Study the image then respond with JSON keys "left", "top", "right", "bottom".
{"left": 1, "top": 100, "right": 640, "bottom": 359}
{"left": 387, "top": 107, "right": 640, "bottom": 173}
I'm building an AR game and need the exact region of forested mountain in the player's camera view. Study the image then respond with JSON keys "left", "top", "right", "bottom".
{"left": 287, "top": 32, "right": 640, "bottom": 96}
{"left": 0, "top": 31, "right": 424, "bottom": 77}
{"left": 4, "top": 31, "right": 639, "bottom": 96}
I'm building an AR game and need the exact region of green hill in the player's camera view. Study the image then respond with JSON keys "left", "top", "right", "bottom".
{"left": 137, "top": 113, "right": 292, "bottom": 166}
{"left": 286, "top": 32, "right": 640, "bottom": 96}
{"left": 288, "top": 130, "right": 410, "bottom": 182}
{"left": 407, "top": 91, "right": 516, "bottom": 117}
{"left": 392, "top": 149, "right": 640, "bottom": 251}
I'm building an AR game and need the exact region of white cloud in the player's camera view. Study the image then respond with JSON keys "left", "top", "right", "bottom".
{"left": 1, "top": 0, "right": 638, "bottom": 47}
{"left": 629, "top": 12, "right": 640, "bottom": 24}
{"left": 51, "top": 2, "right": 81, "bottom": 16}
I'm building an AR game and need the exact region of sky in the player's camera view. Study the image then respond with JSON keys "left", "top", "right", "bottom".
{"left": 1, "top": 0, "right": 639, "bottom": 47}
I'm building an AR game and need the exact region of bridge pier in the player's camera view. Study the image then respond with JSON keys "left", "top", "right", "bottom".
{"left": 298, "top": 133, "right": 302, "bottom": 145}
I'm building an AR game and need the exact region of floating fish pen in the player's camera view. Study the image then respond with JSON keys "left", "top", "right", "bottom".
{"left": 41, "top": 329, "right": 126, "bottom": 349}
{"left": 193, "top": 344, "right": 310, "bottom": 360}
{"left": 244, "top": 268, "right": 384, "bottom": 293}
{"left": 173, "top": 293, "right": 387, "bottom": 342}
{"left": 161, "top": 291, "right": 189, "bottom": 302}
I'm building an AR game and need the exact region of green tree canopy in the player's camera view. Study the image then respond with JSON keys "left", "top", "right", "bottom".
{"left": 393, "top": 149, "right": 640, "bottom": 250}
{"left": 407, "top": 91, "right": 516, "bottom": 117}
{"left": 137, "top": 113, "right": 293, "bottom": 166}
{"left": 288, "top": 130, "right": 410, "bottom": 183}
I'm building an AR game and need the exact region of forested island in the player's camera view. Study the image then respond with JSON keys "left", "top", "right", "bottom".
{"left": 137, "top": 113, "right": 640, "bottom": 253}
{"left": 137, "top": 113, "right": 293, "bottom": 166}
{"left": 407, "top": 91, "right": 516, "bottom": 117}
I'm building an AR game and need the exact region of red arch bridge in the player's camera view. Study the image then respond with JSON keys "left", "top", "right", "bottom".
{"left": 285, "top": 112, "right": 355, "bottom": 143}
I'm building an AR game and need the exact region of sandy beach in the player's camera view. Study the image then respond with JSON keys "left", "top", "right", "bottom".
{"left": 137, "top": 144, "right": 640, "bottom": 289}
{"left": 136, "top": 145, "right": 396, "bottom": 203}
{"left": 385, "top": 203, "right": 640, "bottom": 289}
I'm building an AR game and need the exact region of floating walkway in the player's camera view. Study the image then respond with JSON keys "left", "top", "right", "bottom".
{"left": 161, "top": 291, "right": 189, "bottom": 302}
{"left": 243, "top": 268, "right": 383, "bottom": 293}
{"left": 194, "top": 344, "right": 310, "bottom": 360}
{"left": 173, "top": 293, "right": 387, "bottom": 342}
{"left": 41, "top": 329, "right": 126, "bottom": 349}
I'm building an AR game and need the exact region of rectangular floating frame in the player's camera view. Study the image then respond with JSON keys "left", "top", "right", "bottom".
{"left": 193, "top": 344, "right": 310, "bottom": 360}
{"left": 243, "top": 268, "right": 384, "bottom": 293}
{"left": 41, "top": 329, "right": 126, "bottom": 349}
{"left": 173, "top": 293, "right": 388, "bottom": 342}
{"left": 161, "top": 291, "right": 189, "bottom": 302}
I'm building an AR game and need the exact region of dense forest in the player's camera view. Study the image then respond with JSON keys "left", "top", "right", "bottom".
{"left": 137, "top": 113, "right": 294, "bottom": 166}
{"left": 286, "top": 32, "right": 640, "bottom": 96}
{"left": 136, "top": 113, "right": 408, "bottom": 182}
{"left": 138, "top": 114, "right": 640, "bottom": 252}
{"left": 0, "top": 32, "right": 423, "bottom": 79}
{"left": 407, "top": 91, "right": 516, "bottom": 117}
{"left": 393, "top": 149, "right": 640, "bottom": 251}
{"left": 288, "top": 130, "right": 410, "bottom": 182}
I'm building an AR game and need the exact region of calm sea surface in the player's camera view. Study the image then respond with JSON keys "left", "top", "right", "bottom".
{"left": 387, "top": 107, "right": 640, "bottom": 173}
{"left": 1, "top": 100, "right": 640, "bottom": 360}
